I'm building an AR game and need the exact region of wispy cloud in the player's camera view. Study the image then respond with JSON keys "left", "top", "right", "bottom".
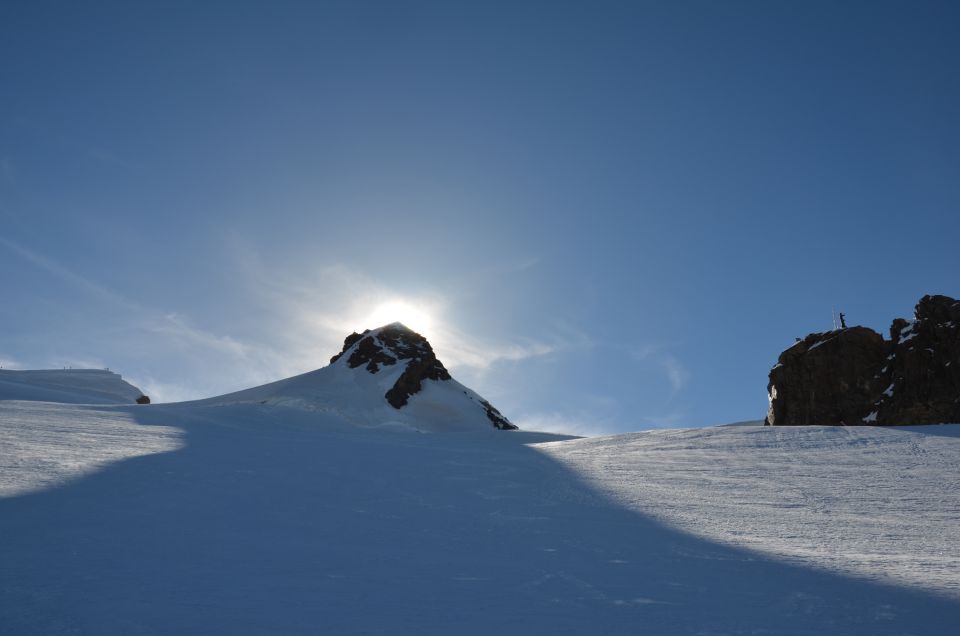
{"left": 515, "top": 411, "right": 615, "bottom": 437}
{"left": 229, "top": 248, "right": 572, "bottom": 375}
{"left": 427, "top": 326, "right": 556, "bottom": 371}
{"left": 0, "top": 238, "right": 258, "bottom": 359}
{"left": 660, "top": 355, "right": 690, "bottom": 395}
{"left": 0, "top": 237, "right": 139, "bottom": 312}
{"left": 1, "top": 236, "right": 584, "bottom": 405}
{"left": 129, "top": 375, "right": 207, "bottom": 405}
{"left": 0, "top": 237, "right": 272, "bottom": 397}
{"left": 630, "top": 344, "right": 690, "bottom": 397}
{"left": 148, "top": 313, "right": 251, "bottom": 358}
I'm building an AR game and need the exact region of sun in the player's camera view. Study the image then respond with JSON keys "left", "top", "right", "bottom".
{"left": 365, "top": 301, "right": 434, "bottom": 336}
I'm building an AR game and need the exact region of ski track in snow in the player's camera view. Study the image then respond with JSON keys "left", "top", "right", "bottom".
{"left": 2, "top": 397, "right": 959, "bottom": 634}
{"left": 536, "top": 424, "right": 960, "bottom": 598}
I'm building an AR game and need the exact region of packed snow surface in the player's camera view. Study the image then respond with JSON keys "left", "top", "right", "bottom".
{"left": 2, "top": 371, "right": 960, "bottom": 633}
{"left": 537, "top": 424, "right": 960, "bottom": 598}
{"left": 0, "top": 401, "right": 182, "bottom": 497}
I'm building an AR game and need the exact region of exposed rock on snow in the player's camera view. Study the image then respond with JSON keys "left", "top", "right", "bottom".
{"left": 767, "top": 294, "right": 960, "bottom": 425}
{"left": 477, "top": 397, "right": 513, "bottom": 430}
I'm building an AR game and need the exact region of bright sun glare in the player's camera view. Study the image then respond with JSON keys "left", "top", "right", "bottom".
{"left": 365, "top": 301, "right": 434, "bottom": 336}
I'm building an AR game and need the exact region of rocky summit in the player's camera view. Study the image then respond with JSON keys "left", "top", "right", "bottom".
{"left": 766, "top": 294, "right": 960, "bottom": 426}
{"left": 330, "top": 323, "right": 517, "bottom": 430}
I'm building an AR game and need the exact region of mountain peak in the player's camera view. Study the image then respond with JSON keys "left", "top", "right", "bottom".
{"left": 328, "top": 323, "right": 516, "bottom": 430}
{"left": 329, "top": 323, "right": 445, "bottom": 372}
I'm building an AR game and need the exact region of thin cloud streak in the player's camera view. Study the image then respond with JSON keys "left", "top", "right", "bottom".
{"left": 427, "top": 325, "right": 556, "bottom": 371}
{"left": 0, "top": 237, "right": 259, "bottom": 363}
{"left": 0, "top": 237, "right": 275, "bottom": 396}
{"left": 630, "top": 343, "right": 690, "bottom": 397}
{"left": 0, "top": 237, "right": 140, "bottom": 313}
{"left": 131, "top": 375, "right": 208, "bottom": 405}
{"left": 148, "top": 313, "right": 251, "bottom": 359}
{"left": 661, "top": 355, "right": 690, "bottom": 395}
{"left": 516, "top": 411, "right": 614, "bottom": 437}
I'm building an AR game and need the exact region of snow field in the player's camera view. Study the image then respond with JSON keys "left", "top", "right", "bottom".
{"left": 0, "top": 401, "right": 183, "bottom": 497}
{"left": 535, "top": 423, "right": 960, "bottom": 597}
{"left": 2, "top": 401, "right": 959, "bottom": 634}
{"left": 2, "top": 366, "right": 959, "bottom": 634}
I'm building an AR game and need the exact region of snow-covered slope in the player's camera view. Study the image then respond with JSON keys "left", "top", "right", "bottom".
{"left": 0, "top": 368, "right": 145, "bottom": 404}
{"left": 1, "top": 399, "right": 959, "bottom": 634}
{"left": 0, "top": 401, "right": 182, "bottom": 497}
{"left": 537, "top": 424, "right": 960, "bottom": 598}
{"left": 194, "top": 322, "right": 515, "bottom": 432}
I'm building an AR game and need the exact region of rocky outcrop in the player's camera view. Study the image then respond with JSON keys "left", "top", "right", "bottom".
{"left": 766, "top": 295, "right": 960, "bottom": 426}
{"left": 347, "top": 335, "right": 398, "bottom": 373}
{"left": 882, "top": 295, "right": 960, "bottom": 424}
{"left": 384, "top": 352, "right": 451, "bottom": 408}
{"left": 136, "top": 395, "right": 151, "bottom": 405}
{"left": 766, "top": 327, "right": 888, "bottom": 426}
{"left": 329, "top": 323, "right": 517, "bottom": 430}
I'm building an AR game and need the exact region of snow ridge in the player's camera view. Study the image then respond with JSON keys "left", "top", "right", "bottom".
{"left": 0, "top": 369, "right": 145, "bottom": 405}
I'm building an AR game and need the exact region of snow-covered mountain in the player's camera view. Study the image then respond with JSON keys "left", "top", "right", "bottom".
{"left": 196, "top": 322, "right": 516, "bottom": 432}
{"left": 0, "top": 368, "right": 145, "bottom": 404}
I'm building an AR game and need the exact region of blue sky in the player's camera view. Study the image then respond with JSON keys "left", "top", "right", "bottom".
{"left": 1, "top": 1, "right": 958, "bottom": 434}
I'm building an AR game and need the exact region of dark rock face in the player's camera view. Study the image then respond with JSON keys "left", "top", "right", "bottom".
{"left": 329, "top": 331, "right": 366, "bottom": 365}
{"left": 136, "top": 395, "right": 151, "bottom": 405}
{"left": 766, "top": 327, "right": 888, "bottom": 426}
{"left": 766, "top": 295, "right": 960, "bottom": 426}
{"left": 477, "top": 398, "right": 514, "bottom": 431}
{"left": 330, "top": 323, "right": 517, "bottom": 430}
{"left": 881, "top": 295, "right": 960, "bottom": 424}
{"left": 348, "top": 335, "right": 398, "bottom": 373}
{"left": 384, "top": 353, "right": 451, "bottom": 409}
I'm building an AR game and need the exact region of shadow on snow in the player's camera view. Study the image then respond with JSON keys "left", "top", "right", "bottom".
{"left": 1, "top": 404, "right": 958, "bottom": 635}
